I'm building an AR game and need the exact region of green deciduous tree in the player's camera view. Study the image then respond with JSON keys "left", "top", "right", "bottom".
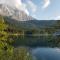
{"left": 0, "top": 16, "right": 13, "bottom": 60}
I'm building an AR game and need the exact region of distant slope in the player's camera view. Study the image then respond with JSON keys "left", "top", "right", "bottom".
{"left": 4, "top": 16, "right": 57, "bottom": 30}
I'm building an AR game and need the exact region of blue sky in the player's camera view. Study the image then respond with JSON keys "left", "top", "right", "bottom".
{"left": 21, "top": 0, "right": 60, "bottom": 20}
{"left": 0, "top": 0, "right": 60, "bottom": 20}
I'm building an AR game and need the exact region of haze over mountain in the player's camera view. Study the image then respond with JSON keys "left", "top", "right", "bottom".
{"left": 0, "top": 3, "right": 35, "bottom": 21}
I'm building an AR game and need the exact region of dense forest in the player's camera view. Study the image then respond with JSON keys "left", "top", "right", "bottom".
{"left": 0, "top": 15, "right": 60, "bottom": 60}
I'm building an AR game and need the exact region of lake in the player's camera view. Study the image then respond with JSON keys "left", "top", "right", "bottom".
{"left": 13, "top": 35, "right": 59, "bottom": 47}
{"left": 32, "top": 47, "right": 60, "bottom": 60}
{"left": 13, "top": 35, "right": 60, "bottom": 60}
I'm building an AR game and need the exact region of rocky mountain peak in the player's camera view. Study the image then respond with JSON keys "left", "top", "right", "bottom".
{"left": 0, "top": 4, "right": 35, "bottom": 21}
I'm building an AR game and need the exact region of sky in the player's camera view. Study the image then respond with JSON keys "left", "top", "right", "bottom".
{"left": 0, "top": 0, "right": 60, "bottom": 20}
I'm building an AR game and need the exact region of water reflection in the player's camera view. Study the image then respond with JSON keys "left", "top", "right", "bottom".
{"left": 13, "top": 35, "right": 60, "bottom": 60}
{"left": 32, "top": 48, "right": 60, "bottom": 60}
{"left": 13, "top": 35, "right": 59, "bottom": 47}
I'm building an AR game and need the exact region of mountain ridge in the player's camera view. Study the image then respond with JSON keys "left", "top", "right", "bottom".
{"left": 0, "top": 4, "right": 35, "bottom": 21}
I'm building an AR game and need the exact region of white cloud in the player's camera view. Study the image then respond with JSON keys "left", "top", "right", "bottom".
{"left": 27, "top": 0, "right": 37, "bottom": 13}
{"left": 0, "top": 0, "right": 21, "bottom": 7}
{"left": 16, "top": 2, "right": 29, "bottom": 15}
{"left": 54, "top": 16, "right": 60, "bottom": 20}
{"left": 0, "top": 0, "right": 29, "bottom": 15}
{"left": 42, "top": 0, "right": 50, "bottom": 9}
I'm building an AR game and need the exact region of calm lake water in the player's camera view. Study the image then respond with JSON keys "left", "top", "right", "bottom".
{"left": 14, "top": 35, "right": 60, "bottom": 60}
{"left": 32, "top": 47, "right": 60, "bottom": 60}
